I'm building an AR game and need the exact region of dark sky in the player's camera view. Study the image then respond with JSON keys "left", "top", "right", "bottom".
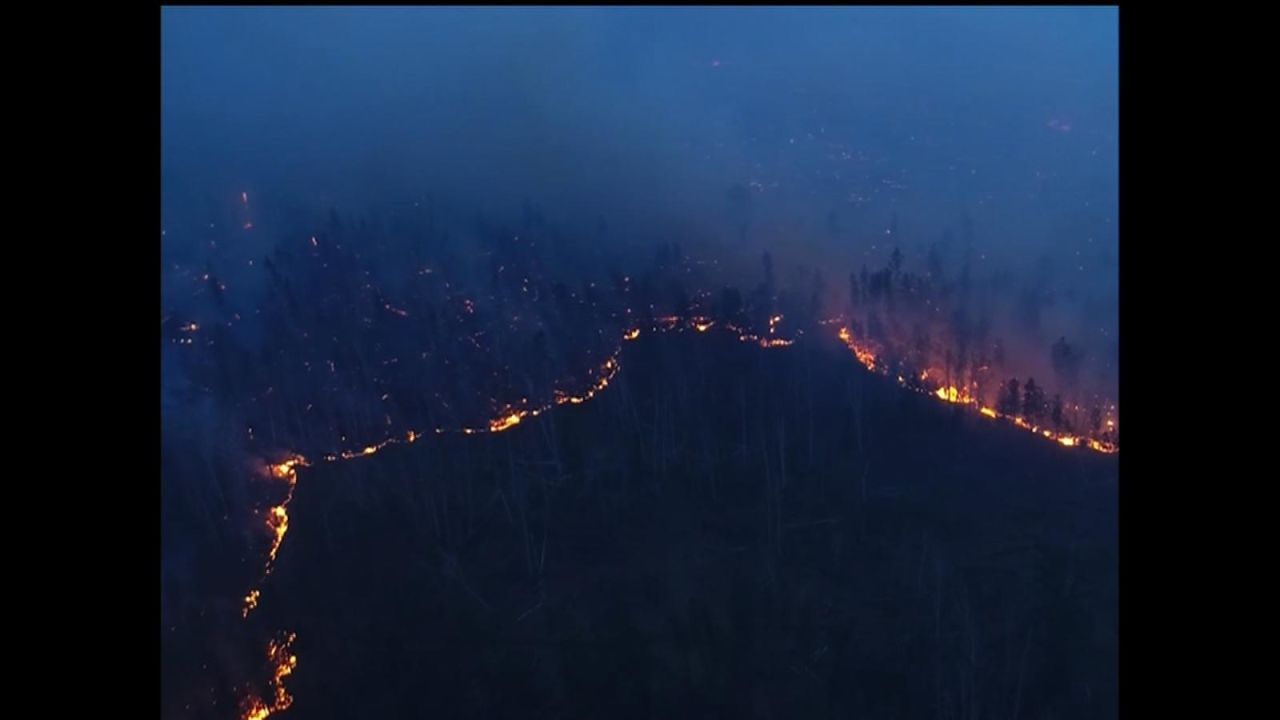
{"left": 162, "top": 6, "right": 1117, "bottom": 366}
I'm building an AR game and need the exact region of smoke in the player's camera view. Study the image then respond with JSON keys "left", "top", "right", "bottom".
{"left": 161, "top": 2, "right": 1118, "bottom": 573}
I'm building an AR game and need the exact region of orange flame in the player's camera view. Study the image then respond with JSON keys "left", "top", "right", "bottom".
{"left": 833, "top": 325, "right": 1115, "bottom": 454}
{"left": 490, "top": 413, "right": 523, "bottom": 432}
{"left": 234, "top": 313, "right": 1113, "bottom": 716}
{"left": 242, "top": 589, "right": 260, "bottom": 618}
{"left": 240, "top": 632, "right": 297, "bottom": 720}
{"left": 260, "top": 456, "right": 307, "bottom": 575}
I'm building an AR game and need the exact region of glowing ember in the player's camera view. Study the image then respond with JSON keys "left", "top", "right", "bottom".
{"left": 755, "top": 337, "right": 794, "bottom": 348}
{"left": 490, "top": 413, "right": 523, "bottom": 432}
{"left": 837, "top": 327, "right": 877, "bottom": 370}
{"left": 266, "top": 506, "right": 289, "bottom": 565}
{"left": 833, "top": 324, "right": 1115, "bottom": 454}
{"left": 232, "top": 312, "right": 1113, "bottom": 716}
{"left": 242, "top": 589, "right": 260, "bottom": 618}
{"left": 260, "top": 456, "right": 308, "bottom": 574}
{"left": 934, "top": 385, "right": 974, "bottom": 404}
{"left": 240, "top": 632, "right": 297, "bottom": 720}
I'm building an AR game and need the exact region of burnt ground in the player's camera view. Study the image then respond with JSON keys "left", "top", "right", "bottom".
{"left": 219, "top": 330, "right": 1117, "bottom": 720}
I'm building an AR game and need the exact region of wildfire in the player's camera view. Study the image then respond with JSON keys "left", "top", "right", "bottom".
{"left": 242, "top": 590, "right": 260, "bottom": 618}
{"left": 552, "top": 354, "right": 620, "bottom": 408}
{"left": 241, "top": 632, "right": 297, "bottom": 720}
{"left": 490, "top": 412, "right": 523, "bottom": 432}
{"left": 834, "top": 324, "right": 1116, "bottom": 454}
{"left": 266, "top": 506, "right": 289, "bottom": 564}
{"left": 934, "top": 385, "right": 976, "bottom": 404}
{"left": 755, "top": 337, "right": 794, "bottom": 348}
{"left": 231, "top": 312, "right": 1114, "bottom": 717}
{"left": 837, "top": 327, "right": 877, "bottom": 371}
{"left": 240, "top": 455, "right": 310, "bottom": 619}
{"left": 656, "top": 316, "right": 681, "bottom": 330}
{"left": 720, "top": 321, "right": 796, "bottom": 349}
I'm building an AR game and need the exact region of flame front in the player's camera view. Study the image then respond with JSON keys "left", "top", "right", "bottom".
{"left": 490, "top": 413, "right": 523, "bottom": 432}
{"left": 230, "top": 312, "right": 1114, "bottom": 718}
{"left": 242, "top": 589, "right": 260, "bottom": 618}
{"left": 264, "top": 458, "right": 307, "bottom": 569}
{"left": 243, "top": 456, "right": 308, "bottom": 619}
{"left": 240, "top": 632, "right": 297, "bottom": 720}
{"left": 834, "top": 323, "right": 1116, "bottom": 454}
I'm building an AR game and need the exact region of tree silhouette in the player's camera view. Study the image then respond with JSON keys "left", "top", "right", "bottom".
{"left": 997, "top": 379, "right": 1021, "bottom": 416}
{"left": 928, "top": 241, "right": 944, "bottom": 280}
{"left": 1051, "top": 336, "right": 1082, "bottom": 390}
{"left": 1051, "top": 394, "right": 1067, "bottom": 431}
{"left": 718, "top": 287, "right": 744, "bottom": 326}
{"left": 1022, "top": 378, "right": 1047, "bottom": 425}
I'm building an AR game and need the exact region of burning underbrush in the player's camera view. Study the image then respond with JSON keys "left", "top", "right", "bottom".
{"left": 162, "top": 206, "right": 1116, "bottom": 720}
{"left": 234, "top": 328, "right": 1116, "bottom": 720}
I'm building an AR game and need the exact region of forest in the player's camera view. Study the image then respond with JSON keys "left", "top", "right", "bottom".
{"left": 161, "top": 196, "right": 1117, "bottom": 720}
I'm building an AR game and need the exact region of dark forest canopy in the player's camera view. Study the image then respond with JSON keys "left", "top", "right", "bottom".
{"left": 161, "top": 8, "right": 1116, "bottom": 720}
